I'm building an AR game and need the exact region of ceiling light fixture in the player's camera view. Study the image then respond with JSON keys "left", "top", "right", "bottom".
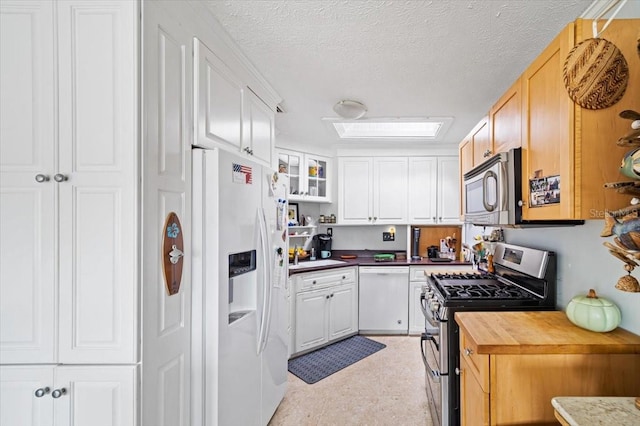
{"left": 333, "top": 100, "right": 367, "bottom": 119}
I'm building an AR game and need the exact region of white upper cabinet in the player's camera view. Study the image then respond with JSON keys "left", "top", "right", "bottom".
{"left": 0, "top": 0, "right": 137, "bottom": 365}
{"left": 408, "top": 157, "right": 437, "bottom": 223}
{"left": 194, "top": 38, "right": 243, "bottom": 150}
{"left": 244, "top": 89, "right": 275, "bottom": 166}
{"left": 408, "top": 156, "right": 461, "bottom": 224}
{"left": 278, "top": 149, "right": 331, "bottom": 202}
{"left": 194, "top": 38, "right": 275, "bottom": 167}
{"left": 338, "top": 157, "right": 408, "bottom": 224}
{"left": 437, "top": 157, "right": 461, "bottom": 224}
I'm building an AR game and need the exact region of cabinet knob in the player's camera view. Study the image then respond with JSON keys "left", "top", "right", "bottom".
{"left": 455, "top": 368, "right": 461, "bottom": 376}
{"left": 326, "top": 295, "right": 330, "bottom": 299}
{"left": 53, "top": 173, "right": 68, "bottom": 182}
{"left": 330, "top": 293, "right": 334, "bottom": 298}
{"left": 464, "top": 348, "right": 473, "bottom": 356}
{"left": 312, "top": 280, "right": 317, "bottom": 284}
{"left": 51, "top": 388, "right": 67, "bottom": 398}
{"left": 483, "top": 149, "right": 492, "bottom": 158}
{"left": 517, "top": 200, "right": 524, "bottom": 207}
{"left": 34, "top": 387, "right": 50, "bottom": 398}
{"left": 368, "top": 217, "right": 372, "bottom": 221}
{"left": 342, "top": 276, "right": 346, "bottom": 280}
{"left": 432, "top": 217, "right": 436, "bottom": 222}
{"left": 35, "top": 174, "right": 50, "bottom": 183}
{"left": 373, "top": 217, "right": 377, "bottom": 221}
{"left": 438, "top": 217, "right": 442, "bottom": 221}
{"left": 243, "top": 147, "right": 254, "bottom": 155}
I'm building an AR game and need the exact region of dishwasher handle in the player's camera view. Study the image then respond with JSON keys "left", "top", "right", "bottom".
{"left": 359, "top": 267, "right": 409, "bottom": 275}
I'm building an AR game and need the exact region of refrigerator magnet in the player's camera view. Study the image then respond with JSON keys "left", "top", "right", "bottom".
{"left": 162, "top": 212, "right": 184, "bottom": 296}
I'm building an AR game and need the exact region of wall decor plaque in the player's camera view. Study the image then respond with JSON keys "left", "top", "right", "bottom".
{"left": 162, "top": 212, "right": 184, "bottom": 296}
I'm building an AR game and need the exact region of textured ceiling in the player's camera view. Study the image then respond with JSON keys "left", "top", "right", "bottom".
{"left": 204, "top": 0, "right": 595, "bottom": 152}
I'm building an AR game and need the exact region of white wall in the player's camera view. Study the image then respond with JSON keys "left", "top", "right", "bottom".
{"left": 465, "top": 222, "right": 640, "bottom": 334}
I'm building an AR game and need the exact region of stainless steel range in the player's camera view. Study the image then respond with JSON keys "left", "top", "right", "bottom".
{"left": 420, "top": 242, "right": 556, "bottom": 426}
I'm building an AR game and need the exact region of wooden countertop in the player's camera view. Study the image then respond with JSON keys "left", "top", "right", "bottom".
{"left": 455, "top": 311, "right": 640, "bottom": 355}
{"left": 552, "top": 397, "right": 640, "bottom": 425}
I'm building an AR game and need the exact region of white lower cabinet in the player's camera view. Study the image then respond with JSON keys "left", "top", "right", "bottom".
{"left": 291, "top": 267, "right": 358, "bottom": 356}
{"left": 0, "top": 365, "right": 137, "bottom": 426}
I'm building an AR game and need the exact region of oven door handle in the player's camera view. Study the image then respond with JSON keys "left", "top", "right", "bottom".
{"left": 420, "top": 333, "right": 443, "bottom": 383}
{"left": 420, "top": 293, "right": 442, "bottom": 329}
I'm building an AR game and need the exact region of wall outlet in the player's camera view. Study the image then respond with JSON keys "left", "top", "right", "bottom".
{"left": 383, "top": 232, "right": 394, "bottom": 241}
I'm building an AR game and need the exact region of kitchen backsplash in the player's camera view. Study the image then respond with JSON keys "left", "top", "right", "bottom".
{"left": 464, "top": 222, "right": 640, "bottom": 335}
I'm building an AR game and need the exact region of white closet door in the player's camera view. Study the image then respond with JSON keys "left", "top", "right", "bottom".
{"left": 56, "top": 0, "right": 138, "bottom": 364}
{"left": 0, "top": 0, "right": 57, "bottom": 364}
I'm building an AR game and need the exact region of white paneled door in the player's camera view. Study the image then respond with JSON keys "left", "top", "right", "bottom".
{"left": 143, "top": 2, "right": 192, "bottom": 426}
{"left": 0, "top": 0, "right": 57, "bottom": 365}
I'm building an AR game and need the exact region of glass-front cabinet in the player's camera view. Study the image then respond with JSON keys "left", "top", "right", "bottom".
{"left": 278, "top": 149, "right": 331, "bottom": 202}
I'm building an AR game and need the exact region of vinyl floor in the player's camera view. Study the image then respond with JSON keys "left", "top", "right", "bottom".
{"left": 268, "top": 335, "right": 434, "bottom": 426}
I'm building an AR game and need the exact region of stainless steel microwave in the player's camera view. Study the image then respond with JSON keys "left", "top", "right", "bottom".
{"left": 463, "top": 148, "right": 583, "bottom": 227}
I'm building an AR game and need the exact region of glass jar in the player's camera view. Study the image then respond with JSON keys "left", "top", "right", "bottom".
{"left": 330, "top": 214, "right": 336, "bottom": 223}
{"left": 319, "top": 215, "right": 325, "bottom": 223}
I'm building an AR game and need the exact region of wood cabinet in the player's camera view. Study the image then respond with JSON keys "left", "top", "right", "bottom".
{"left": 490, "top": 77, "right": 521, "bottom": 155}
{"left": 194, "top": 38, "right": 275, "bottom": 166}
{"left": 459, "top": 117, "right": 490, "bottom": 176}
{"left": 456, "top": 311, "right": 640, "bottom": 426}
{"left": 0, "top": 365, "right": 136, "bottom": 426}
{"left": 278, "top": 150, "right": 331, "bottom": 202}
{"left": 0, "top": 0, "right": 137, "bottom": 365}
{"left": 291, "top": 267, "right": 358, "bottom": 356}
{"left": 408, "top": 157, "right": 461, "bottom": 224}
{"left": 520, "top": 19, "right": 639, "bottom": 220}
{"left": 338, "top": 157, "right": 408, "bottom": 224}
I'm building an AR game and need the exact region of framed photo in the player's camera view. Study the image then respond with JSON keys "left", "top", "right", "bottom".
{"left": 287, "top": 203, "right": 299, "bottom": 225}
{"left": 529, "top": 175, "right": 560, "bottom": 207}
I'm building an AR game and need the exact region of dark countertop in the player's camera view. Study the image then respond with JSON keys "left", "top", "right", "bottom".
{"left": 288, "top": 249, "right": 472, "bottom": 275}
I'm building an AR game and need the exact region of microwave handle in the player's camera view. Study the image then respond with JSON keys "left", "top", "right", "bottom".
{"left": 482, "top": 170, "right": 498, "bottom": 212}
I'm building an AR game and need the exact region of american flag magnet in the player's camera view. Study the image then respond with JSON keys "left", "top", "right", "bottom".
{"left": 233, "top": 163, "right": 253, "bottom": 184}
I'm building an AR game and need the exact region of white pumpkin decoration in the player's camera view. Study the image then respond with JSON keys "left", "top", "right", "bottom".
{"left": 566, "top": 289, "right": 621, "bottom": 332}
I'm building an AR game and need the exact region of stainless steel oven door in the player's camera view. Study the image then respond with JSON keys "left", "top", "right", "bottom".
{"left": 421, "top": 327, "right": 442, "bottom": 426}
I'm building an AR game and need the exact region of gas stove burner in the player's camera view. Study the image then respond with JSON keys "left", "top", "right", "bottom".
{"left": 439, "top": 282, "right": 536, "bottom": 300}
{"left": 432, "top": 271, "right": 487, "bottom": 280}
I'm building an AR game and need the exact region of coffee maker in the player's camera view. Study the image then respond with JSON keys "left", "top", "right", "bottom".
{"left": 313, "top": 234, "right": 332, "bottom": 256}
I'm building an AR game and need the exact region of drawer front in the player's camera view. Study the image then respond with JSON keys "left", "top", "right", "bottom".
{"left": 460, "top": 330, "right": 489, "bottom": 393}
{"left": 294, "top": 267, "right": 357, "bottom": 293}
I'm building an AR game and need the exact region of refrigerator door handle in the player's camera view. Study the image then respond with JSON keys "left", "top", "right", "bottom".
{"left": 257, "top": 207, "right": 273, "bottom": 355}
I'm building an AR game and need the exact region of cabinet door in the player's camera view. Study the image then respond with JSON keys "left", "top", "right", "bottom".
{"left": 244, "top": 89, "right": 274, "bottom": 166}
{"left": 194, "top": 38, "right": 244, "bottom": 149}
{"left": 278, "top": 150, "right": 302, "bottom": 199}
{"left": 408, "top": 157, "right": 437, "bottom": 224}
{"left": 521, "top": 24, "right": 574, "bottom": 220}
{"left": 328, "top": 284, "right": 357, "bottom": 341}
{"left": 53, "top": 365, "right": 136, "bottom": 426}
{"left": 471, "top": 117, "right": 490, "bottom": 167}
{"left": 373, "top": 158, "right": 408, "bottom": 223}
{"left": 338, "top": 158, "right": 373, "bottom": 224}
{"left": 295, "top": 289, "right": 329, "bottom": 353}
{"left": 437, "top": 157, "right": 461, "bottom": 224}
{"left": 408, "top": 282, "right": 425, "bottom": 335}
{"left": 57, "top": 0, "right": 137, "bottom": 364}
{"left": 0, "top": 0, "right": 57, "bottom": 364}
{"left": 305, "top": 155, "right": 331, "bottom": 202}
{"left": 459, "top": 138, "right": 474, "bottom": 175}
{"left": 491, "top": 78, "right": 521, "bottom": 154}
{"left": 0, "top": 366, "right": 54, "bottom": 426}
{"left": 459, "top": 356, "right": 490, "bottom": 426}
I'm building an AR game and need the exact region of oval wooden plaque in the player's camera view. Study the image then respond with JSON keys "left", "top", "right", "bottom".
{"left": 162, "top": 212, "right": 184, "bottom": 296}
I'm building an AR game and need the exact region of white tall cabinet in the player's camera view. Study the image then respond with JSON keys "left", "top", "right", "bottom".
{"left": 0, "top": 0, "right": 137, "bottom": 424}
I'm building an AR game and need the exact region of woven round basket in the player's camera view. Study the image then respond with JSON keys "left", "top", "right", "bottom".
{"left": 563, "top": 37, "right": 629, "bottom": 110}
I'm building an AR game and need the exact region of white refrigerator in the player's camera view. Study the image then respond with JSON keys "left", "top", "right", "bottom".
{"left": 192, "top": 147, "right": 289, "bottom": 426}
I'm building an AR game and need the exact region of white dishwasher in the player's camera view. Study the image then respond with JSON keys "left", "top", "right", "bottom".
{"left": 358, "top": 266, "right": 410, "bottom": 334}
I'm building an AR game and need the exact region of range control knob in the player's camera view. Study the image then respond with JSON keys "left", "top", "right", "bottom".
{"left": 430, "top": 301, "right": 440, "bottom": 312}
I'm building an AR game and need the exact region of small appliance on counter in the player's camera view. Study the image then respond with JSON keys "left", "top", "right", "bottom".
{"left": 411, "top": 227, "right": 422, "bottom": 260}
{"left": 427, "top": 245, "right": 439, "bottom": 259}
{"left": 313, "top": 233, "right": 332, "bottom": 257}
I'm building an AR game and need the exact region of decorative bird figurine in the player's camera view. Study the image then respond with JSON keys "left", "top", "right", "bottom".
{"left": 601, "top": 212, "right": 640, "bottom": 251}
{"left": 620, "top": 147, "right": 640, "bottom": 180}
